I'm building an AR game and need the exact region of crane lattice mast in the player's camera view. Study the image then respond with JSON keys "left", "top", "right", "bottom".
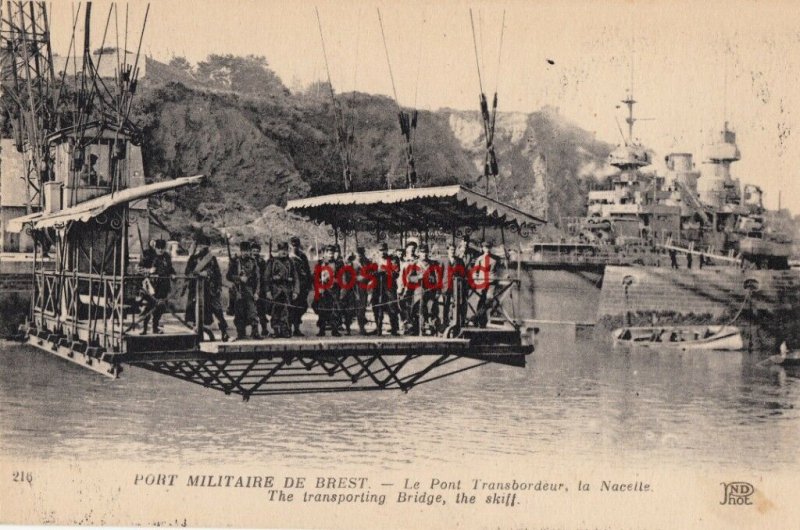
{"left": 1, "top": 0, "right": 59, "bottom": 212}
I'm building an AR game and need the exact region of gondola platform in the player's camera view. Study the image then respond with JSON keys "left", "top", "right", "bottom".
{"left": 19, "top": 322, "right": 532, "bottom": 400}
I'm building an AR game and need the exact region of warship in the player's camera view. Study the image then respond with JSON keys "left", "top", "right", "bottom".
{"left": 569, "top": 94, "right": 793, "bottom": 270}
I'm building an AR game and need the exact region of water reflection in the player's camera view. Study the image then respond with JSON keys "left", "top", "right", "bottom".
{"left": 1, "top": 329, "right": 798, "bottom": 471}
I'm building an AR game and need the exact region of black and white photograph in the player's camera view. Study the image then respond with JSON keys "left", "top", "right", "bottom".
{"left": 1, "top": 1, "right": 798, "bottom": 528}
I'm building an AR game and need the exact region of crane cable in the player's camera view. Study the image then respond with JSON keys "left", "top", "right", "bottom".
{"left": 377, "top": 7, "right": 419, "bottom": 189}
{"left": 377, "top": 7, "right": 400, "bottom": 108}
{"left": 315, "top": 7, "right": 352, "bottom": 191}
{"left": 493, "top": 10, "right": 506, "bottom": 97}
{"left": 411, "top": 11, "right": 426, "bottom": 151}
{"left": 469, "top": 9, "right": 484, "bottom": 96}
{"left": 348, "top": 7, "right": 362, "bottom": 156}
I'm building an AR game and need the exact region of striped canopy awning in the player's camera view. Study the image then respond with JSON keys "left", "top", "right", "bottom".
{"left": 285, "top": 185, "right": 545, "bottom": 233}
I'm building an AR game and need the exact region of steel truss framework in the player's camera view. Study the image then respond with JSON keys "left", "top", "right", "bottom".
{"left": 0, "top": 0, "right": 57, "bottom": 210}
{"left": 131, "top": 353, "right": 492, "bottom": 401}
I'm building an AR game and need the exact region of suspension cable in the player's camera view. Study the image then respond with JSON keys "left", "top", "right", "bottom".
{"left": 377, "top": 7, "right": 400, "bottom": 108}
{"left": 315, "top": 7, "right": 352, "bottom": 191}
{"left": 494, "top": 10, "right": 506, "bottom": 96}
{"left": 314, "top": 7, "right": 337, "bottom": 105}
{"left": 413, "top": 11, "right": 425, "bottom": 110}
{"left": 469, "top": 9, "right": 484, "bottom": 95}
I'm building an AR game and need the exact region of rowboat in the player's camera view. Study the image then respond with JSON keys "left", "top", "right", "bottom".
{"left": 612, "top": 325, "right": 744, "bottom": 350}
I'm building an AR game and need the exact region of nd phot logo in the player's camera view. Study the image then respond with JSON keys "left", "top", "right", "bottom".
{"left": 720, "top": 482, "right": 754, "bottom": 505}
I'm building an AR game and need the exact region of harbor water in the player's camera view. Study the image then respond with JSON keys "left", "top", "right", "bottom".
{"left": 1, "top": 325, "right": 798, "bottom": 472}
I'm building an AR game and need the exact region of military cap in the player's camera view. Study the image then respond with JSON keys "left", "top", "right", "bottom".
{"left": 251, "top": 241, "right": 262, "bottom": 250}
{"left": 194, "top": 234, "right": 211, "bottom": 245}
{"left": 277, "top": 241, "right": 289, "bottom": 251}
{"left": 239, "top": 241, "right": 251, "bottom": 251}
{"left": 290, "top": 236, "right": 301, "bottom": 245}
{"left": 154, "top": 239, "right": 167, "bottom": 249}
{"left": 356, "top": 246, "right": 366, "bottom": 254}
{"left": 378, "top": 242, "right": 389, "bottom": 251}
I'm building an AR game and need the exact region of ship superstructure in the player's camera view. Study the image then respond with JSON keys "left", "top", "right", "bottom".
{"left": 578, "top": 94, "right": 791, "bottom": 269}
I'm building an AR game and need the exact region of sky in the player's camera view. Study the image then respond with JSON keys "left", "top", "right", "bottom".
{"left": 47, "top": 0, "right": 800, "bottom": 214}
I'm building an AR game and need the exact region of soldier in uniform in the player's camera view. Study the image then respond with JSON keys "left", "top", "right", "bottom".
{"left": 137, "top": 239, "right": 156, "bottom": 334}
{"left": 262, "top": 242, "right": 300, "bottom": 338}
{"left": 227, "top": 240, "right": 261, "bottom": 340}
{"left": 457, "top": 235, "right": 478, "bottom": 265}
{"left": 412, "top": 244, "right": 440, "bottom": 335}
{"left": 470, "top": 240, "right": 500, "bottom": 328}
{"left": 185, "top": 234, "right": 230, "bottom": 342}
{"left": 397, "top": 241, "right": 418, "bottom": 333}
{"left": 312, "top": 245, "right": 341, "bottom": 336}
{"left": 289, "top": 236, "right": 311, "bottom": 336}
{"left": 339, "top": 251, "right": 360, "bottom": 335}
{"left": 139, "top": 239, "right": 157, "bottom": 268}
{"left": 441, "top": 242, "right": 467, "bottom": 331}
{"left": 251, "top": 241, "right": 270, "bottom": 336}
{"left": 351, "top": 246, "right": 372, "bottom": 335}
{"left": 147, "top": 239, "right": 175, "bottom": 334}
{"left": 372, "top": 242, "right": 399, "bottom": 335}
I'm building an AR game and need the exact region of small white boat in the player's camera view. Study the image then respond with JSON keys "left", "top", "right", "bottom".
{"left": 612, "top": 325, "right": 744, "bottom": 351}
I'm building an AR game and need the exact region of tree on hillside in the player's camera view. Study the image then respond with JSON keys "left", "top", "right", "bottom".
{"left": 195, "top": 54, "right": 288, "bottom": 97}
{"left": 168, "top": 56, "right": 192, "bottom": 72}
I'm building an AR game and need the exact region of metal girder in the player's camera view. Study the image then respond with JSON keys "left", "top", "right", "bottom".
{"left": 128, "top": 352, "right": 495, "bottom": 400}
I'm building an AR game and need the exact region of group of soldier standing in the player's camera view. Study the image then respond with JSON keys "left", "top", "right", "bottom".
{"left": 137, "top": 232, "right": 499, "bottom": 342}
{"left": 223, "top": 237, "right": 311, "bottom": 340}
{"left": 311, "top": 236, "right": 499, "bottom": 337}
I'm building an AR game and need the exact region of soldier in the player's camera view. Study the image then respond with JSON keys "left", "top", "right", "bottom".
{"left": 147, "top": 239, "right": 175, "bottom": 334}
{"left": 227, "top": 240, "right": 261, "bottom": 340}
{"left": 139, "top": 239, "right": 157, "bottom": 268}
{"left": 351, "top": 246, "right": 372, "bottom": 335}
{"left": 457, "top": 235, "right": 478, "bottom": 265}
{"left": 137, "top": 239, "right": 156, "bottom": 334}
{"left": 332, "top": 243, "right": 349, "bottom": 334}
{"left": 669, "top": 248, "right": 679, "bottom": 269}
{"left": 441, "top": 242, "right": 467, "bottom": 331}
{"left": 262, "top": 241, "right": 300, "bottom": 338}
{"left": 412, "top": 244, "right": 440, "bottom": 335}
{"left": 372, "top": 242, "right": 400, "bottom": 336}
{"left": 470, "top": 240, "right": 500, "bottom": 328}
{"left": 312, "top": 245, "right": 342, "bottom": 336}
{"left": 185, "top": 234, "right": 230, "bottom": 342}
{"left": 251, "top": 241, "right": 270, "bottom": 336}
{"left": 289, "top": 236, "right": 312, "bottom": 336}
{"left": 339, "top": 252, "right": 360, "bottom": 335}
{"left": 397, "top": 241, "right": 419, "bottom": 334}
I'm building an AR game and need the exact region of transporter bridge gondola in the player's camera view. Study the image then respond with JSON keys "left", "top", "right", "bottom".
{"left": 13, "top": 184, "right": 542, "bottom": 400}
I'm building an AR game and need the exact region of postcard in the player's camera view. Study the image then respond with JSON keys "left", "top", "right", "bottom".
{"left": 1, "top": 1, "right": 798, "bottom": 528}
